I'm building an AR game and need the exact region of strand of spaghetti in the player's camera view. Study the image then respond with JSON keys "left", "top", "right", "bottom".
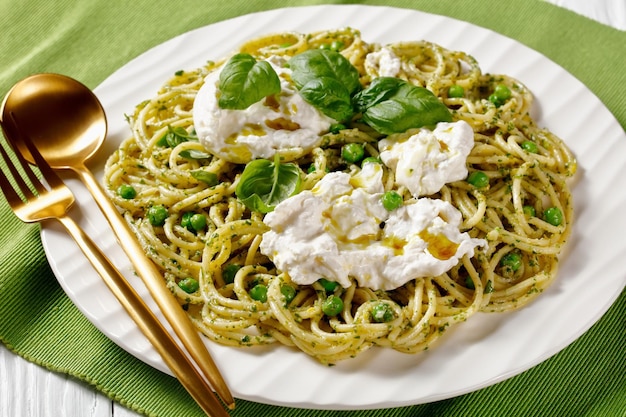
{"left": 391, "top": 278, "right": 439, "bottom": 347}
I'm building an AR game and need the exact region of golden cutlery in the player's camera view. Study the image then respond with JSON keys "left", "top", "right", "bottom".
{"left": 0, "top": 73, "right": 235, "bottom": 409}
{"left": 0, "top": 120, "right": 229, "bottom": 417}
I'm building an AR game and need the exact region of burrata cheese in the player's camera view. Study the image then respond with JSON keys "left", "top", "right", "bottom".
{"left": 193, "top": 55, "right": 335, "bottom": 164}
{"left": 260, "top": 162, "right": 485, "bottom": 291}
{"left": 379, "top": 121, "right": 474, "bottom": 197}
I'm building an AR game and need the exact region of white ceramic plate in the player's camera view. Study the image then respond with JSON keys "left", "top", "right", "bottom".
{"left": 40, "top": 5, "right": 626, "bottom": 410}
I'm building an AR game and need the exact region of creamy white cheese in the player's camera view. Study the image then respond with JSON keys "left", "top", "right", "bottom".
{"left": 260, "top": 162, "right": 485, "bottom": 291}
{"left": 379, "top": 121, "right": 474, "bottom": 197}
{"left": 364, "top": 47, "right": 402, "bottom": 77}
{"left": 193, "top": 55, "right": 335, "bottom": 164}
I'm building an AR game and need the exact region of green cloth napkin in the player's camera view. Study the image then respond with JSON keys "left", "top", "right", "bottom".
{"left": 1, "top": 1, "right": 624, "bottom": 416}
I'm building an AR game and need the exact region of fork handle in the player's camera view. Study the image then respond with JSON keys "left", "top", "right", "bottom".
{"left": 56, "top": 214, "right": 229, "bottom": 417}
{"left": 74, "top": 165, "right": 234, "bottom": 408}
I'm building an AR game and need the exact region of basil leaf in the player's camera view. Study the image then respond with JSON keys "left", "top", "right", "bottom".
{"left": 235, "top": 154, "right": 302, "bottom": 213}
{"left": 190, "top": 170, "right": 219, "bottom": 186}
{"left": 352, "top": 77, "right": 406, "bottom": 113}
{"left": 288, "top": 49, "right": 361, "bottom": 122}
{"left": 396, "top": 83, "right": 438, "bottom": 101}
{"left": 298, "top": 77, "right": 353, "bottom": 122}
{"left": 360, "top": 81, "right": 452, "bottom": 135}
{"left": 218, "top": 53, "right": 281, "bottom": 110}
{"left": 179, "top": 149, "right": 212, "bottom": 160}
{"left": 289, "top": 49, "right": 361, "bottom": 94}
{"left": 158, "top": 126, "right": 197, "bottom": 147}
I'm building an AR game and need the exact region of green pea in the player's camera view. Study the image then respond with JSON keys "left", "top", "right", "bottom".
{"left": 489, "top": 85, "right": 512, "bottom": 107}
{"left": 317, "top": 278, "right": 338, "bottom": 293}
{"left": 500, "top": 252, "right": 522, "bottom": 273}
{"left": 222, "top": 264, "right": 241, "bottom": 284}
{"left": 280, "top": 284, "right": 296, "bottom": 304}
{"left": 521, "top": 140, "right": 539, "bottom": 153}
{"left": 371, "top": 303, "right": 394, "bottom": 323}
{"left": 190, "top": 213, "right": 207, "bottom": 232}
{"left": 523, "top": 205, "right": 536, "bottom": 218}
{"left": 178, "top": 277, "right": 199, "bottom": 294}
{"left": 329, "top": 123, "right": 346, "bottom": 134}
{"left": 488, "top": 94, "right": 503, "bottom": 107}
{"left": 307, "top": 164, "right": 330, "bottom": 174}
{"left": 448, "top": 84, "right": 465, "bottom": 98}
{"left": 361, "top": 156, "right": 382, "bottom": 166}
{"left": 341, "top": 143, "right": 365, "bottom": 163}
{"left": 494, "top": 84, "right": 512, "bottom": 101}
{"left": 544, "top": 207, "right": 563, "bottom": 226}
{"left": 117, "top": 184, "right": 136, "bottom": 199}
{"left": 181, "top": 212, "right": 206, "bottom": 232}
{"left": 467, "top": 171, "right": 489, "bottom": 188}
{"left": 330, "top": 40, "right": 345, "bottom": 51}
{"left": 381, "top": 191, "right": 403, "bottom": 211}
{"left": 147, "top": 205, "right": 168, "bottom": 226}
{"left": 249, "top": 284, "right": 268, "bottom": 302}
{"left": 322, "top": 295, "right": 344, "bottom": 316}
{"left": 180, "top": 212, "right": 193, "bottom": 229}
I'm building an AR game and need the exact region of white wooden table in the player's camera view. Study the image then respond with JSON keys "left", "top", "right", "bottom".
{"left": 1, "top": 2, "right": 623, "bottom": 416}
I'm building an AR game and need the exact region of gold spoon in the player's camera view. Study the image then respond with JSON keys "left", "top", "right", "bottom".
{"left": 1, "top": 73, "right": 235, "bottom": 410}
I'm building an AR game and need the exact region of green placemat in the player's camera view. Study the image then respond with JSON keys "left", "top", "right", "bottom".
{"left": 1, "top": 1, "right": 625, "bottom": 416}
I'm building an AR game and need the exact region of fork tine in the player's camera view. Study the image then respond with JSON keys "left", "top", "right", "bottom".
{"left": 0, "top": 132, "right": 38, "bottom": 201}
{"left": 11, "top": 113, "right": 64, "bottom": 192}
{"left": 6, "top": 112, "right": 54, "bottom": 194}
{"left": 0, "top": 139, "right": 25, "bottom": 207}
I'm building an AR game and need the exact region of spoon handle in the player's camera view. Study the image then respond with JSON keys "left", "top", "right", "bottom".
{"left": 74, "top": 164, "right": 235, "bottom": 410}
{"left": 56, "top": 214, "right": 228, "bottom": 417}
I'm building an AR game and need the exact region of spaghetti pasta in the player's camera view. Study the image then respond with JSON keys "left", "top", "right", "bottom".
{"left": 104, "top": 28, "right": 576, "bottom": 364}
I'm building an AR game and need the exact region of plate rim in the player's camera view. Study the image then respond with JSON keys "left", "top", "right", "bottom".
{"left": 40, "top": 4, "right": 626, "bottom": 410}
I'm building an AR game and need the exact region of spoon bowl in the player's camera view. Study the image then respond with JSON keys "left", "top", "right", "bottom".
{"left": 0, "top": 73, "right": 107, "bottom": 169}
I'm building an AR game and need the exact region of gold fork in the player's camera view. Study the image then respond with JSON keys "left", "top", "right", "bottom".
{"left": 0, "top": 122, "right": 229, "bottom": 417}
